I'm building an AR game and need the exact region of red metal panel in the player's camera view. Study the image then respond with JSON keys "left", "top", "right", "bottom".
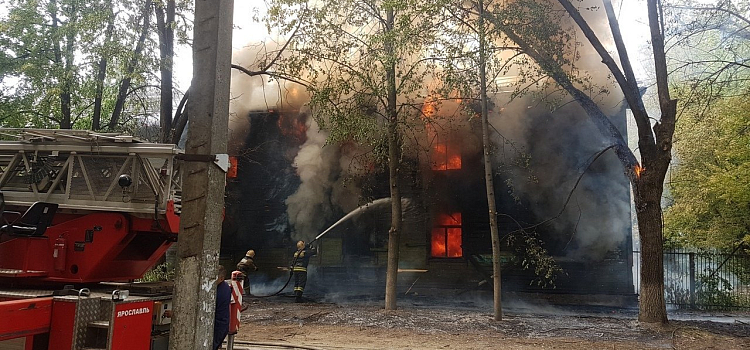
{"left": 111, "top": 301, "right": 154, "bottom": 350}
{"left": 229, "top": 271, "right": 244, "bottom": 335}
{"left": 48, "top": 300, "right": 76, "bottom": 350}
{"left": 0, "top": 238, "right": 51, "bottom": 275}
{"left": 2, "top": 212, "right": 177, "bottom": 283}
{"left": 0, "top": 297, "right": 52, "bottom": 342}
{"left": 165, "top": 200, "right": 180, "bottom": 233}
{"left": 24, "top": 335, "right": 34, "bottom": 350}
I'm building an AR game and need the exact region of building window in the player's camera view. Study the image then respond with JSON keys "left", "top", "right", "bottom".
{"left": 431, "top": 212, "right": 463, "bottom": 258}
{"left": 421, "top": 98, "right": 462, "bottom": 171}
{"left": 430, "top": 134, "right": 462, "bottom": 171}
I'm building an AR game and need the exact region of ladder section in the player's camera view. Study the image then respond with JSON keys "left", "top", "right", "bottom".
{"left": 0, "top": 128, "right": 182, "bottom": 215}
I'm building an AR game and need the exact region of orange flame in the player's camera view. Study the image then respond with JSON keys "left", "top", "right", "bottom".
{"left": 431, "top": 213, "right": 463, "bottom": 258}
{"left": 421, "top": 98, "right": 437, "bottom": 119}
{"left": 430, "top": 140, "right": 462, "bottom": 171}
{"left": 634, "top": 164, "right": 645, "bottom": 178}
{"left": 227, "top": 156, "right": 238, "bottom": 178}
{"left": 421, "top": 96, "right": 462, "bottom": 171}
{"left": 277, "top": 112, "right": 308, "bottom": 143}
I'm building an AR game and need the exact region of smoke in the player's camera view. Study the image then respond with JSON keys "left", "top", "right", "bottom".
{"left": 229, "top": 0, "right": 632, "bottom": 261}
{"left": 229, "top": 43, "right": 309, "bottom": 155}
{"left": 285, "top": 116, "right": 341, "bottom": 241}
{"left": 481, "top": 0, "right": 631, "bottom": 260}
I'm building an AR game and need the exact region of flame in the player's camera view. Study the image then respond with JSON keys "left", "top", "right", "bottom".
{"left": 421, "top": 96, "right": 462, "bottom": 171}
{"left": 421, "top": 97, "right": 437, "bottom": 119}
{"left": 431, "top": 228, "right": 446, "bottom": 257}
{"left": 431, "top": 212, "right": 463, "bottom": 258}
{"left": 430, "top": 139, "right": 462, "bottom": 170}
{"left": 634, "top": 164, "right": 645, "bottom": 178}
{"left": 277, "top": 112, "right": 308, "bottom": 143}
{"left": 447, "top": 153, "right": 462, "bottom": 170}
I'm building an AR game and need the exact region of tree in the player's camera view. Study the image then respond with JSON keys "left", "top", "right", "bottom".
{"left": 0, "top": 0, "right": 192, "bottom": 136}
{"left": 664, "top": 95, "right": 750, "bottom": 250}
{"left": 660, "top": 0, "right": 750, "bottom": 251}
{"left": 473, "top": 0, "right": 675, "bottom": 323}
{"left": 440, "top": 0, "right": 506, "bottom": 321}
{"left": 264, "top": 0, "right": 448, "bottom": 310}
{"left": 664, "top": 0, "right": 750, "bottom": 110}
{"left": 0, "top": 0, "right": 91, "bottom": 128}
{"left": 155, "top": 0, "right": 175, "bottom": 142}
{"left": 476, "top": 0, "right": 504, "bottom": 322}
{"left": 108, "top": 0, "right": 153, "bottom": 130}
{"left": 92, "top": 0, "right": 116, "bottom": 131}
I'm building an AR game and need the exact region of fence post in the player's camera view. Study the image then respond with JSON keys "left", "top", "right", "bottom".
{"left": 689, "top": 252, "right": 696, "bottom": 308}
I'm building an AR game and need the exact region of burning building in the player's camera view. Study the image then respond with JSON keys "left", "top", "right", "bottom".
{"left": 220, "top": 3, "right": 635, "bottom": 302}
{"left": 219, "top": 89, "right": 635, "bottom": 304}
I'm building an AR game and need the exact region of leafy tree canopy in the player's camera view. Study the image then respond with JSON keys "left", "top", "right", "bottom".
{"left": 0, "top": 0, "right": 192, "bottom": 134}
{"left": 665, "top": 92, "right": 750, "bottom": 250}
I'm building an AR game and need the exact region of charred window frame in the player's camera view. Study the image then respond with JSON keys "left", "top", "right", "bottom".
{"left": 431, "top": 212, "right": 463, "bottom": 258}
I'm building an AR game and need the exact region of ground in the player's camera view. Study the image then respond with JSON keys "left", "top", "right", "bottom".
{"left": 234, "top": 295, "right": 750, "bottom": 350}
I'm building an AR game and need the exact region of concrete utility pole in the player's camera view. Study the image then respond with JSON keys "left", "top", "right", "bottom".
{"left": 169, "top": 1, "right": 234, "bottom": 349}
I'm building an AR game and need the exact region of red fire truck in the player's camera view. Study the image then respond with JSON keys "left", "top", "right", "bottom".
{"left": 0, "top": 129, "right": 183, "bottom": 350}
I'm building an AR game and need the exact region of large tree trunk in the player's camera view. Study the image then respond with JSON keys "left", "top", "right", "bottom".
{"left": 109, "top": 0, "right": 152, "bottom": 130}
{"left": 634, "top": 0, "right": 676, "bottom": 324}
{"left": 93, "top": 3, "right": 115, "bottom": 131}
{"left": 490, "top": 0, "right": 675, "bottom": 324}
{"left": 155, "top": 0, "right": 175, "bottom": 142}
{"left": 634, "top": 171, "right": 667, "bottom": 323}
{"left": 384, "top": 7, "right": 402, "bottom": 312}
{"left": 478, "top": 0, "right": 502, "bottom": 321}
{"left": 554, "top": 0, "right": 674, "bottom": 323}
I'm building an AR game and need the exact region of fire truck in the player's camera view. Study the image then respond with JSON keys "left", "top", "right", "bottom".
{"left": 0, "top": 129, "right": 183, "bottom": 350}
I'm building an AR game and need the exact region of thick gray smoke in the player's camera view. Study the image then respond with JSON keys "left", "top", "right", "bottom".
{"left": 285, "top": 116, "right": 374, "bottom": 242}
{"left": 483, "top": 0, "right": 632, "bottom": 260}
{"left": 489, "top": 96, "right": 630, "bottom": 260}
{"left": 285, "top": 115, "right": 340, "bottom": 241}
{"left": 230, "top": 0, "right": 633, "bottom": 259}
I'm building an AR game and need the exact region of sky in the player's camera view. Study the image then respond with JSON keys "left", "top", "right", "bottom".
{"left": 174, "top": 0, "right": 656, "bottom": 91}
{"left": 174, "top": 1, "right": 271, "bottom": 91}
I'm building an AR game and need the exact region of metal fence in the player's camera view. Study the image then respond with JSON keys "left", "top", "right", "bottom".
{"left": 633, "top": 249, "right": 750, "bottom": 310}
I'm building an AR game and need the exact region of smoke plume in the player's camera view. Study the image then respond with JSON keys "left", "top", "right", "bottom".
{"left": 229, "top": 43, "right": 308, "bottom": 155}
{"left": 228, "top": 0, "right": 633, "bottom": 261}
{"left": 285, "top": 115, "right": 342, "bottom": 241}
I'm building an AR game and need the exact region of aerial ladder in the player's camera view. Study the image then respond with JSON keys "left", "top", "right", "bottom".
{"left": 0, "top": 128, "right": 182, "bottom": 350}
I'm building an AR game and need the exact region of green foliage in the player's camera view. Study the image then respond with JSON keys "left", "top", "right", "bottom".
{"left": 506, "top": 230, "right": 564, "bottom": 288}
{"left": 138, "top": 262, "right": 175, "bottom": 282}
{"left": 0, "top": 0, "right": 192, "bottom": 131}
{"left": 665, "top": 94, "right": 750, "bottom": 249}
{"left": 264, "top": 0, "right": 454, "bottom": 161}
{"left": 696, "top": 273, "right": 735, "bottom": 307}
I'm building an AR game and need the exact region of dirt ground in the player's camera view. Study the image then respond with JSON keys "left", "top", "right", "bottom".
{"left": 235, "top": 295, "right": 750, "bottom": 350}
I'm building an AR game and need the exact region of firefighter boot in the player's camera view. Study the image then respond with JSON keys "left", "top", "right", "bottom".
{"left": 295, "top": 291, "right": 303, "bottom": 303}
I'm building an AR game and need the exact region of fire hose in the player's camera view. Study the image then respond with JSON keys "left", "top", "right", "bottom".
{"left": 229, "top": 340, "right": 327, "bottom": 350}
{"left": 251, "top": 219, "right": 335, "bottom": 297}
{"left": 253, "top": 247, "right": 302, "bottom": 298}
{"left": 253, "top": 198, "right": 396, "bottom": 298}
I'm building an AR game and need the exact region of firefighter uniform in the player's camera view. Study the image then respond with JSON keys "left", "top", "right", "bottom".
{"left": 292, "top": 241, "right": 317, "bottom": 302}
{"left": 236, "top": 250, "right": 257, "bottom": 295}
{"left": 236, "top": 250, "right": 257, "bottom": 275}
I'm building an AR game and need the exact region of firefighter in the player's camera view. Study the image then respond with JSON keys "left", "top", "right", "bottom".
{"left": 292, "top": 240, "right": 317, "bottom": 303}
{"left": 236, "top": 249, "right": 257, "bottom": 295}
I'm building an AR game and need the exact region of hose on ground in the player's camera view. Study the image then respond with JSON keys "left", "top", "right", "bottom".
{"left": 229, "top": 340, "right": 327, "bottom": 350}
{"left": 252, "top": 253, "right": 299, "bottom": 298}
